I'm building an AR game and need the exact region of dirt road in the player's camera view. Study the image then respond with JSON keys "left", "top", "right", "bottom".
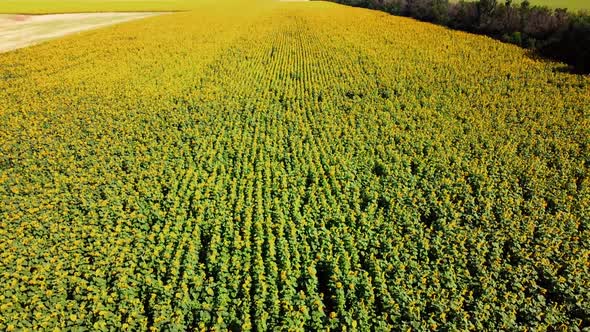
{"left": 0, "top": 12, "right": 162, "bottom": 53}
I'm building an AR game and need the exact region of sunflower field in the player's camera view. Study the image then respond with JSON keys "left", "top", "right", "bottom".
{"left": 0, "top": 1, "right": 589, "bottom": 330}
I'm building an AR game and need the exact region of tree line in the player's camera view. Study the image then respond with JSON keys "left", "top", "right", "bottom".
{"left": 323, "top": 0, "right": 590, "bottom": 73}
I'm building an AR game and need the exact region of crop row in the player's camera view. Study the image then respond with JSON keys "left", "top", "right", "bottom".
{"left": 0, "top": 1, "right": 589, "bottom": 330}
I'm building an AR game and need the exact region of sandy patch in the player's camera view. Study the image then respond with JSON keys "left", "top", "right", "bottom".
{"left": 0, "top": 12, "right": 163, "bottom": 53}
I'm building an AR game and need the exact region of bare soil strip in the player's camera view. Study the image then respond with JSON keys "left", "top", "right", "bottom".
{"left": 0, "top": 12, "right": 163, "bottom": 53}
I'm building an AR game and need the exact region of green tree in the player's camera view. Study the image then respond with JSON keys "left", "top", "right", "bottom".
{"left": 431, "top": 0, "right": 450, "bottom": 24}
{"left": 478, "top": 0, "right": 498, "bottom": 26}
